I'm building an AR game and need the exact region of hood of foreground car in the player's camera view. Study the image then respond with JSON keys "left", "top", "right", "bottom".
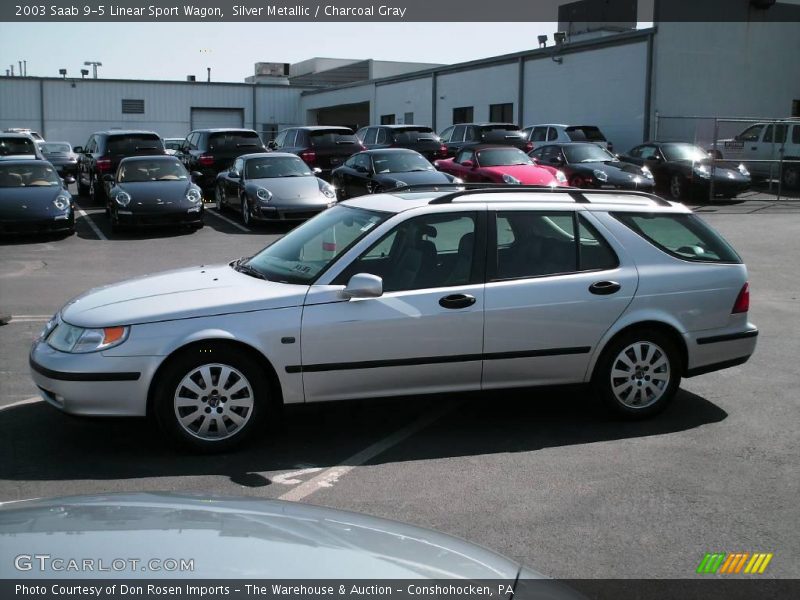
{"left": 245, "top": 175, "right": 322, "bottom": 202}
{"left": 569, "top": 161, "right": 653, "bottom": 184}
{"left": 0, "top": 186, "right": 68, "bottom": 218}
{"left": 373, "top": 170, "right": 452, "bottom": 187}
{"left": 60, "top": 264, "right": 309, "bottom": 328}
{"left": 115, "top": 180, "right": 196, "bottom": 206}
{"left": 0, "top": 493, "right": 532, "bottom": 580}
{"left": 483, "top": 164, "right": 557, "bottom": 185}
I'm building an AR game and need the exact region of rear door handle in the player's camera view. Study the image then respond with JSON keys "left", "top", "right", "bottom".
{"left": 439, "top": 294, "right": 476, "bottom": 309}
{"left": 589, "top": 281, "right": 621, "bottom": 295}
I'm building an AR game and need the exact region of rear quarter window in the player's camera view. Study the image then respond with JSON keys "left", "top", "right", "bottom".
{"left": 612, "top": 212, "right": 741, "bottom": 264}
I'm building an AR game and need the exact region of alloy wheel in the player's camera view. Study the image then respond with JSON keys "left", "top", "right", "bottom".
{"left": 242, "top": 197, "right": 251, "bottom": 226}
{"left": 215, "top": 185, "right": 225, "bottom": 211}
{"left": 669, "top": 175, "right": 684, "bottom": 199}
{"left": 609, "top": 341, "right": 671, "bottom": 409}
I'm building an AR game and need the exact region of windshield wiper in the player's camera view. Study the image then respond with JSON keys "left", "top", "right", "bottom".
{"left": 231, "top": 257, "right": 270, "bottom": 281}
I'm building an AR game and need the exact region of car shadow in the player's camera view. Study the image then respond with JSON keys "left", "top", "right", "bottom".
{"left": 0, "top": 387, "right": 726, "bottom": 488}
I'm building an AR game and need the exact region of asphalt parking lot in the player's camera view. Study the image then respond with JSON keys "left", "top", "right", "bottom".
{"left": 1, "top": 187, "right": 798, "bottom": 580}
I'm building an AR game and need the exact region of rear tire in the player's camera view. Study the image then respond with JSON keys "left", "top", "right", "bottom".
{"left": 154, "top": 343, "right": 269, "bottom": 452}
{"left": 241, "top": 196, "right": 251, "bottom": 226}
{"left": 593, "top": 329, "right": 681, "bottom": 419}
{"left": 77, "top": 175, "right": 89, "bottom": 196}
{"left": 215, "top": 184, "right": 226, "bottom": 211}
{"left": 782, "top": 163, "right": 799, "bottom": 190}
{"left": 669, "top": 174, "right": 686, "bottom": 200}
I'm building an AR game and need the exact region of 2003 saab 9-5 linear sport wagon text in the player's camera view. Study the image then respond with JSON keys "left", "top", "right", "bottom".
{"left": 29, "top": 186, "right": 758, "bottom": 451}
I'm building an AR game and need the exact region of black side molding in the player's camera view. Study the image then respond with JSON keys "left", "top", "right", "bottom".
{"left": 29, "top": 356, "right": 141, "bottom": 382}
{"left": 696, "top": 329, "right": 759, "bottom": 345}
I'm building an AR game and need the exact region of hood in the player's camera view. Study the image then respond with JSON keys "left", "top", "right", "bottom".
{"left": 246, "top": 175, "right": 321, "bottom": 202}
{"left": 484, "top": 164, "right": 557, "bottom": 185}
{"left": 374, "top": 170, "right": 452, "bottom": 186}
{"left": 0, "top": 185, "right": 68, "bottom": 218}
{"left": 60, "top": 264, "right": 308, "bottom": 328}
{"left": 115, "top": 180, "right": 195, "bottom": 206}
{"left": 571, "top": 161, "right": 653, "bottom": 184}
{"left": 0, "top": 493, "right": 530, "bottom": 580}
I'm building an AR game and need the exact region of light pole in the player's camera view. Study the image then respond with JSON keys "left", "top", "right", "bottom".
{"left": 83, "top": 61, "right": 102, "bottom": 78}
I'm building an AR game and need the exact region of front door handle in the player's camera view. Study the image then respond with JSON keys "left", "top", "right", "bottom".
{"left": 439, "top": 293, "right": 476, "bottom": 309}
{"left": 589, "top": 281, "right": 621, "bottom": 295}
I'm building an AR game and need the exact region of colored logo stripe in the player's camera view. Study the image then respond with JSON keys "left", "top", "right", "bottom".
{"left": 697, "top": 552, "right": 773, "bottom": 574}
{"left": 744, "top": 553, "right": 774, "bottom": 574}
{"left": 697, "top": 553, "right": 726, "bottom": 574}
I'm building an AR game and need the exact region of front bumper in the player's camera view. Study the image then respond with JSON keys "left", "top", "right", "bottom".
{"left": 0, "top": 213, "right": 74, "bottom": 234}
{"left": 252, "top": 202, "right": 330, "bottom": 222}
{"left": 116, "top": 207, "right": 203, "bottom": 227}
{"left": 29, "top": 340, "right": 158, "bottom": 417}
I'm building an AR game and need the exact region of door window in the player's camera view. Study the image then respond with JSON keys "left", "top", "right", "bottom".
{"left": 439, "top": 126, "right": 454, "bottom": 142}
{"left": 763, "top": 124, "right": 788, "bottom": 144}
{"left": 376, "top": 128, "right": 388, "bottom": 144}
{"left": 451, "top": 125, "right": 467, "bottom": 143}
{"left": 530, "top": 127, "right": 548, "bottom": 142}
{"left": 335, "top": 212, "right": 479, "bottom": 291}
{"left": 363, "top": 128, "right": 378, "bottom": 144}
{"left": 737, "top": 125, "right": 763, "bottom": 142}
{"left": 273, "top": 130, "right": 287, "bottom": 147}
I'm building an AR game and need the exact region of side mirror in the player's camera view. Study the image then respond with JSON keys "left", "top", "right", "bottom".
{"left": 342, "top": 273, "right": 383, "bottom": 299}
{"left": 73, "top": 146, "right": 83, "bottom": 154}
{"left": 461, "top": 160, "right": 475, "bottom": 169}
{"left": 191, "top": 171, "right": 203, "bottom": 180}
{"left": 313, "top": 167, "right": 322, "bottom": 174}
{"left": 267, "top": 141, "right": 278, "bottom": 150}
{"left": 63, "top": 176, "right": 76, "bottom": 185}
{"left": 229, "top": 169, "right": 241, "bottom": 179}
{"left": 102, "top": 174, "right": 114, "bottom": 183}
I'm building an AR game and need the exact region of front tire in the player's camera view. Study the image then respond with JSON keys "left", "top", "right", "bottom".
{"left": 154, "top": 344, "right": 268, "bottom": 452}
{"left": 241, "top": 196, "right": 251, "bottom": 226}
{"left": 669, "top": 174, "right": 686, "bottom": 200}
{"left": 782, "top": 163, "right": 799, "bottom": 190}
{"left": 215, "top": 184, "right": 226, "bottom": 211}
{"left": 593, "top": 329, "right": 681, "bottom": 419}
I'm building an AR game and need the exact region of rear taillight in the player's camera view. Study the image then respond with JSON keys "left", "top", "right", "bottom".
{"left": 359, "top": 144, "right": 367, "bottom": 152}
{"left": 198, "top": 155, "right": 214, "bottom": 167}
{"left": 732, "top": 282, "right": 750, "bottom": 314}
{"left": 95, "top": 158, "right": 112, "bottom": 172}
{"left": 300, "top": 150, "right": 316, "bottom": 165}
{"left": 438, "top": 144, "right": 448, "bottom": 158}
{"left": 525, "top": 141, "right": 533, "bottom": 152}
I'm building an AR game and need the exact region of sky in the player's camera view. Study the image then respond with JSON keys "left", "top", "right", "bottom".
{"left": 2, "top": 22, "right": 573, "bottom": 81}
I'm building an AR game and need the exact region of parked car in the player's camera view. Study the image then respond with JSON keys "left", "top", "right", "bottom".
{"left": 177, "top": 128, "right": 266, "bottom": 196}
{"left": 104, "top": 155, "right": 203, "bottom": 233}
{"left": 75, "top": 130, "right": 165, "bottom": 202}
{"left": 3, "top": 128, "right": 44, "bottom": 142}
{"left": 522, "top": 124, "right": 613, "bottom": 152}
{"left": 214, "top": 152, "right": 337, "bottom": 225}
{"left": 438, "top": 123, "right": 531, "bottom": 157}
{"left": 163, "top": 137, "right": 185, "bottom": 155}
{"left": 530, "top": 142, "right": 655, "bottom": 191}
{"left": 37, "top": 141, "right": 79, "bottom": 179}
{"left": 435, "top": 145, "right": 567, "bottom": 186}
{"left": 332, "top": 148, "right": 459, "bottom": 199}
{"left": 0, "top": 133, "right": 45, "bottom": 161}
{"left": 620, "top": 142, "right": 751, "bottom": 200}
{"left": 0, "top": 160, "right": 74, "bottom": 235}
{"left": 268, "top": 126, "right": 364, "bottom": 180}
{"left": 714, "top": 119, "right": 800, "bottom": 188}
{"left": 30, "top": 187, "right": 757, "bottom": 451}
{"left": 355, "top": 125, "right": 448, "bottom": 161}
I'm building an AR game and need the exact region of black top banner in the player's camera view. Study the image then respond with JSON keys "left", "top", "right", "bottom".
{"left": 2, "top": 0, "right": 800, "bottom": 22}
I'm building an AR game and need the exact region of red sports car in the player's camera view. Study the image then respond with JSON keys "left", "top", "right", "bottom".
{"left": 435, "top": 144, "right": 568, "bottom": 186}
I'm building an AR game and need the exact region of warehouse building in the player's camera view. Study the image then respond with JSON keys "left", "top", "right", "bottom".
{"left": 1, "top": 0, "right": 798, "bottom": 153}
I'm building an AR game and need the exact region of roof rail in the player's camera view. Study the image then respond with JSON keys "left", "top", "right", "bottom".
{"left": 392, "top": 183, "right": 671, "bottom": 207}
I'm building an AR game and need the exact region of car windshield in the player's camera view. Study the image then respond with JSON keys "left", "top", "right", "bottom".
{"left": 661, "top": 143, "right": 709, "bottom": 162}
{"left": 391, "top": 128, "right": 438, "bottom": 143}
{"left": 107, "top": 134, "right": 163, "bottom": 156}
{"left": 208, "top": 132, "right": 262, "bottom": 151}
{"left": 0, "top": 164, "right": 61, "bottom": 187}
{"left": 477, "top": 148, "right": 533, "bottom": 167}
{"left": 245, "top": 156, "right": 312, "bottom": 179}
{"left": 40, "top": 142, "right": 71, "bottom": 154}
{"left": 563, "top": 144, "right": 617, "bottom": 163}
{"left": 117, "top": 159, "right": 189, "bottom": 182}
{"left": 0, "top": 137, "right": 37, "bottom": 155}
{"left": 309, "top": 130, "right": 358, "bottom": 146}
{"left": 371, "top": 152, "right": 434, "bottom": 173}
{"left": 243, "top": 205, "right": 389, "bottom": 285}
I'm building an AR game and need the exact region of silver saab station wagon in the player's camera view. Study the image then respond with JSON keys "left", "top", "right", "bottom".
{"left": 30, "top": 187, "right": 758, "bottom": 451}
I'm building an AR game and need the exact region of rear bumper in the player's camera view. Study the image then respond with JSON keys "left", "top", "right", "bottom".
{"left": 684, "top": 327, "right": 758, "bottom": 377}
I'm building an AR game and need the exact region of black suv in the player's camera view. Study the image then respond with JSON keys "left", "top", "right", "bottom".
{"left": 355, "top": 125, "right": 447, "bottom": 161}
{"left": 75, "top": 130, "right": 165, "bottom": 201}
{"left": 437, "top": 123, "right": 530, "bottom": 157}
{"left": 177, "top": 128, "right": 265, "bottom": 195}
{"left": 269, "top": 126, "right": 364, "bottom": 179}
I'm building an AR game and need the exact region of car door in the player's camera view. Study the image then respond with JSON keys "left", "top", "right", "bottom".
{"left": 346, "top": 154, "right": 372, "bottom": 197}
{"left": 446, "top": 125, "right": 467, "bottom": 157}
{"left": 300, "top": 209, "right": 487, "bottom": 402}
{"left": 456, "top": 149, "right": 481, "bottom": 183}
{"left": 755, "top": 123, "right": 789, "bottom": 178}
{"left": 482, "top": 207, "right": 637, "bottom": 389}
{"left": 77, "top": 135, "right": 95, "bottom": 189}
{"left": 225, "top": 157, "right": 245, "bottom": 207}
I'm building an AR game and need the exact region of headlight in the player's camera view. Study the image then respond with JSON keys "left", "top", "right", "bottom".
{"left": 738, "top": 163, "right": 750, "bottom": 177}
{"left": 318, "top": 180, "right": 336, "bottom": 198}
{"left": 53, "top": 194, "right": 70, "bottom": 211}
{"left": 502, "top": 173, "right": 521, "bottom": 185}
{"left": 394, "top": 180, "right": 407, "bottom": 188}
{"left": 38, "top": 314, "right": 59, "bottom": 341}
{"left": 115, "top": 191, "right": 131, "bottom": 207}
{"left": 555, "top": 170, "right": 568, "bottom": 184}
{"left": 641, "top": 165, "right": 654, "bottom": 179}
{"left": 593, "top": 169, "right": 609, "bottom": 182}
{"left": 47, "top": 322, "right": 129, "bottom": 354}
{"left": 185, "top": 187, "right": 202, "bottom": 203}
{"left": 256, "top": 187, "right": 272, "bottom": 202}
{"left": 694, "top": 164, "right": 711, "bottom": 179}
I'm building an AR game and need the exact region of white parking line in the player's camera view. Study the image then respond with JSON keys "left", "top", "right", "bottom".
{"left": 73, "top": 201, "right": 108, "bottom": 241}
{"left": 7, "top": 315, "right": 50, "bottom": 323}
{"left": 278, "top": 401, "right": 454, "bottom": 502}
{"left": 206, "top": 208, "right": 251, "bottom": 233}
{"left": 0, "top": 396, "right": 43, "bottom": 412}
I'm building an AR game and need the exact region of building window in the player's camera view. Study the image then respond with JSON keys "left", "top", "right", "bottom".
{"left": 403, "top": 112, "right": 414, "bottom": 125}
{"left": 489, "top": 103, "right": 513, "bottom": 123}
{"left": 121, "top": 99, "right": 145, "bottom": 114}
{"left": 452, "top": 106, "right": 474, "bottom": 124}
{"left": 793, "top": 99, "right": 800, "bottom": 117}
{"left": 380, "top": 114, "right": 395, "bottom": 125}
